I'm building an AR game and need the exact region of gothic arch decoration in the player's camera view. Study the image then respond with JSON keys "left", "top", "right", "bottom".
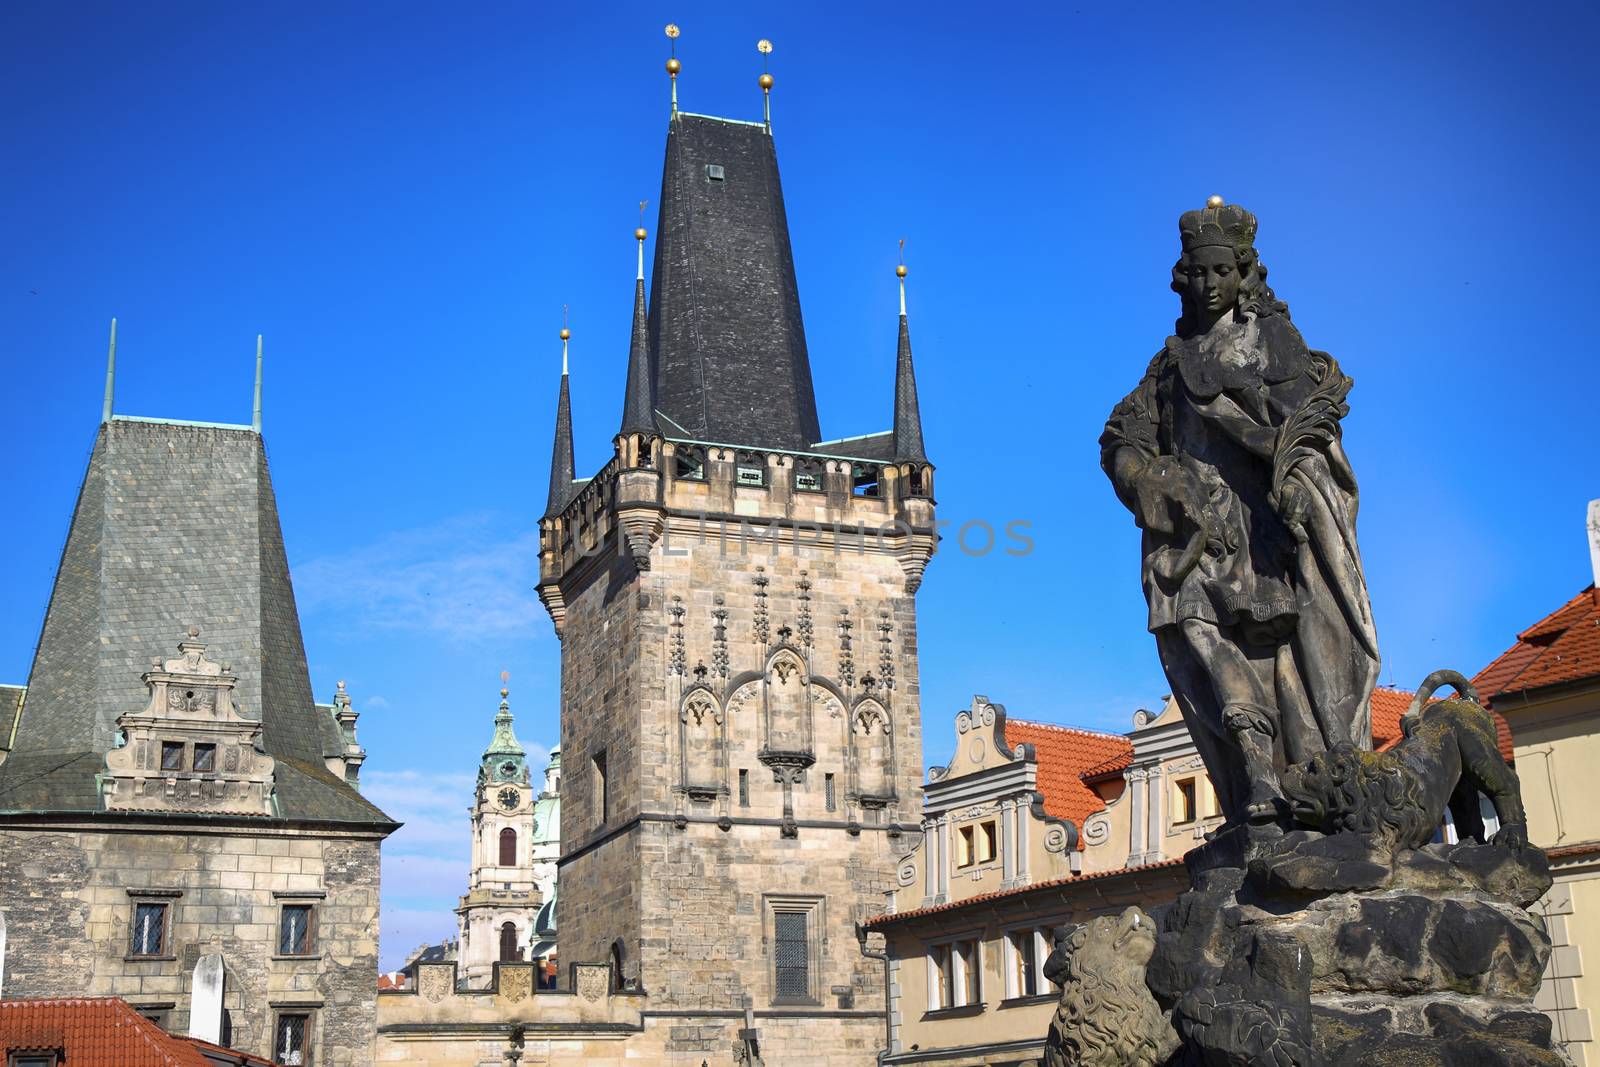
{"left": 678, "top": 684, "right": 725, "bottom": 802}
{"left": 849, "top": 696, "right": 896, "bottom": 804}
{"left": 762, "top": 648, "right": 812, "bottom": 757}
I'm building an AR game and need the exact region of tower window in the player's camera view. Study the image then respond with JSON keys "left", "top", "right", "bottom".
{"left": 273, "top": 1012, "right": 311, "bottom": 1066}
{"left": 739, "top": 768, "right": 749, "bottom": 807}
{"left": 499, "top": 827, "right": 518, "bottom": 866}
{"left": 279, "top": 904, "right": 315, "bottom": 956}
{"left": 774, "top": 911, "right": 808, "bottom": 999}
{"left": 705, "top": 164, "right": 725, "bottom": 182}
{"left": 594, "top": 750, "right": 609, "bottom": 825}
{"left": 824, "top": 773, "right": 836, "bottom": 812}
{"left": 499, "top": 921, "right": 520, "bottom": 962}
{"left": 130, "top": 901, "right": 169, "bottom": 956}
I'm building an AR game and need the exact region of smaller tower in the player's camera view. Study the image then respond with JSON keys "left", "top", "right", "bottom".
{"left": 455, "top": 678, "right": 543, "bottom": 988}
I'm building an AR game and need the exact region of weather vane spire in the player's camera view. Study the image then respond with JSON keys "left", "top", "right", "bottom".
{"left": 665, "top": 24, "right": 681, "bottom": 115}
{"left": 636, "top": 200, "right": 649, "bottom": 281}
{"left": 757, "top": 38, "right": 774, "bottom": 131}
{"left": 559, "top": 305, "right": 571, "bottom": 376}
{"left": 897, "top": 239, "right": 908, "bottom": 317}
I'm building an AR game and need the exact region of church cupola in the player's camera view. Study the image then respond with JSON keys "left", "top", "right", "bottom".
{"left": 477, "top": 674, "right": 529, "bottom": 791}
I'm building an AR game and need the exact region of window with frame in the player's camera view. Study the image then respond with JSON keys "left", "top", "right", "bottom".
{"left": 160, "top": 741, "right": 184, "bottom": 772}
{"left": 499, "top": 826, "right": 517, "bottom": 866}
{"left": 1004, "top": 927, "right": 1051, "bottom": 999}
{"left": 10, "top": 1055, "right": 61, "bottom": 1067}
{"left": 273, "top": 1012, "right": 311, "bottom": 1066}
{"left": 499, "top": 922, "right": 520, "bottom": 962}
{"left": 929, "top": 936, "right": 982, "bottom": 1009}
{"left": 593, "top": 750, "right": 609, "bottom": 825}
{"left": 978, "top": 820, "right": 998, "bottom": 863}
{"left": 739, "top": 768, "right": 749, "bottom": 806}
{"left": 192, "top": 743, "right": 216, "bottom": 772}
{"left": 279, "top": 903, "right": 315, "bottom": 956}
{"left": 130, "top": 900, "right": 169, "bottom": 956}
{"left": 824, "top": 773, "right": 836, "bottom": 812}
{"left": 956, "top": 825, "right": 975, "bottom": 868}
{"left": 773, "top": 911, "right": 809, "bottom": 1000}
{"left": 1175, "top": 777, "right": 1198, "bottom": 824}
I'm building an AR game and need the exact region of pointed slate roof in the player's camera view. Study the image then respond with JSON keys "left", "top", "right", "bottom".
{"left": 545, "top": 372, "right": 575, "bottom": 518}
{"left": 619, "top": 266, "right": 656, "bottom": 436}
{"left": 893, "top": 312, "right": 927, "bottom": 464}
{"left": 646, "top": 113, "right": 821, "bottom": 451}
{"left": 0, "top": 418, "right": 392, "bottom": 827}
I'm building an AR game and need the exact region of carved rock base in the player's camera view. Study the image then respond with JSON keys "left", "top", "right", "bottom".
{"left": 1147, "top": 840, "right": 1571, "bottom": 1066}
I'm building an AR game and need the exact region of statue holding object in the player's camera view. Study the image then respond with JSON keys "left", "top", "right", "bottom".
{"left": 1101, "top": 197, "right": 1380, "bottom": 824}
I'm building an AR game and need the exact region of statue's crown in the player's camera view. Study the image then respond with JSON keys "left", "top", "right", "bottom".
{"left": 1179, "top": 199, "right": 1257, "bottom": 254}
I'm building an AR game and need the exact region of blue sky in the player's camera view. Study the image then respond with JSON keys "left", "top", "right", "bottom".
{"left": 3, "top": 3, "right": 1596, "bottom": 969}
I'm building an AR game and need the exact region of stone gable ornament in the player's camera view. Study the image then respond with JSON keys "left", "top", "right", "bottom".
{"left": 1079, "top": 200, "right": 1565, "bottom": 1067}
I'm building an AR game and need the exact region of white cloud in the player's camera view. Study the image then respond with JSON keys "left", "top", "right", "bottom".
{"left": 362, "top": 694, "right": 390, "bottom": 710}
{"left": 296, "top": 514, "right": 543, "bottom": 639}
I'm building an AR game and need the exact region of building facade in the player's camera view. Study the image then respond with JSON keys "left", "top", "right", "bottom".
{"left": 1474, "top": 500, "right": 1600, "bottom": 1066}
{"left": 456, "top": 686, "right": 559, "bottom": 988}
{"left": 0, "top": 400, "right": 395, "bottom": 1067}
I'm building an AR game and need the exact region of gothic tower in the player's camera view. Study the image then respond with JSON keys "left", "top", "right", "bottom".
{"left": 536, "top": 97, "right": 936, "bottom": 1063}
{"left": 455, "top": 682, "right": 545, "bottom": 988}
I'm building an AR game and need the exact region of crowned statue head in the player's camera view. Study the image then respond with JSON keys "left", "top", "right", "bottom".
{"left": 1171, "top": 196, "right": 1285, "bottom": 335}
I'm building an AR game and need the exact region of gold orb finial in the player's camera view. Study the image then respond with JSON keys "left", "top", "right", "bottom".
{"left": 500, "top": 687, "right": 509, "bottom": 699}
{"left": 1206, "top": 194, "right": 1225, "bottom": 209}
{"left": 759, "top": 72, "right": 774, "bottom": 91}
{"left": 896, "top": 264, "right": 907, "bottom": 278}
{"left": 666, "top": 57, "right": 681, "bottom": 75}
{"left": 559, "top": 327, "right": 570, "bottom": 341}
{"left": 635, "top": 227, "right": 648, "bottom": 241}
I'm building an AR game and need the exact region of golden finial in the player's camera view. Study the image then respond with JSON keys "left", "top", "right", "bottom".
{"left": 559, "top": 307, "right": 570, "bottom": 374}
{"left": 1206, "top": 194, "right": 1225, "bottom": 209}
{"left": 500, "top": 670, "right": 510, "bottom": 700}
{"left": 636, "top": 201, "right": 649, "bottom": 280}
{"left": 897, "top": 238, "right": 908, "bottom": 315}
{"left": 757, "top": 38, "right": 774, "bottom": 129}
{"left": 665, "top": 24, "right": 681, "bottom": 113}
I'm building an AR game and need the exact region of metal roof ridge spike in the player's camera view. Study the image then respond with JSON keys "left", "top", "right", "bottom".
{"left": 664, "top": 23, "right": 681, "bottom": 117}
{"left": 892, "top": 241, "right": 928, "bottom": 464}
{"left": 101, "top": 318, "right": 117, "bottom": 423}
{"left": 251, "top": 334, "right": 263, "bottom": 433}
{"left": 620, "top": 211, "right": 658, "bottom": 437}
{"left": 544, "top": 313, "right": 576, "bottom": 518}
{"left": 757, "top": 38, "right": 774, "bottom": 133}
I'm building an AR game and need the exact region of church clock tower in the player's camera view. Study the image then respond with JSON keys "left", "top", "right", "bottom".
{"left": 455, "top": 679, "right": 543, "bottom": 988}
{"left": 536, "top": 76, "right": 936, "bottom": 1063}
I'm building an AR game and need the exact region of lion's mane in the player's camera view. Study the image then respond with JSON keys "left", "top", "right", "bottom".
{"left": 1044, "top": 916, "right": 1166, "bottom": 1067}
{"left": 1285, "top": 743, "right": 1433, "bottom": 851}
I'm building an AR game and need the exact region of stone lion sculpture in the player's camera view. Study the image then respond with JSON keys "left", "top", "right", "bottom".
{"left": 1042, "top": 905, "right": 1173, "bottom": 1067}
{"left": 1280, "top": 671, "right": 1528, "bottom": 856}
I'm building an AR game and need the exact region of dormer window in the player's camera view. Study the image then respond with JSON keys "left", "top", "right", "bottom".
{"left": 705, "top": 164, "right": 725, "bottom": 182}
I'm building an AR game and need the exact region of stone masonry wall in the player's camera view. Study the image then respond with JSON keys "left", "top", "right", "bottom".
{"left": 0, "top": 823, "right": 382, "bottom": 1067}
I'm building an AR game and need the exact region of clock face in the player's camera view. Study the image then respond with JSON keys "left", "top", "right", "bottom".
{"left": 497, "top": 787, "right": 519, "bottom": 812}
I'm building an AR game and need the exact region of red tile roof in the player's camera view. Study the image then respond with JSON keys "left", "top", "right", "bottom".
{"left": 0, "top": 999, "right": 210, "bottom": 1067}
{"left": 1002, "top": 719, "right": 1132, "bottom": 848}
{"left": 863, "top": 857, "right": 1186, "bottom": 928}
{"left": 1475, "top": 586, "right": 1600, "bottom": 700}
{"left": 1547, "top": 840, "right": 1600, "bottom": 862}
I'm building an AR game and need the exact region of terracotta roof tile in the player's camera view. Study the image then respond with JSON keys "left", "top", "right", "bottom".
{"left": 0, "top": 999, "right": 210, "bottom": 1067}
{"left": 1547, "top": 840, "right": 1600, "bottom": 862}
{"left": 864, "top": 857, "right": 1186, "bottom": 928}
{"left": 1475, "top": 586, "right": 1600, "bottom": 699}
{"left": 1002, "top": 719, "right": 1132, "bottom": 848}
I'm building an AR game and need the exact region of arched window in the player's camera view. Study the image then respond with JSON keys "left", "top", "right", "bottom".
{"left": 499, "top": 922, "right": 520, "bottom": 962}
{"left": 499, "top": 827, "right": 517, "bottom": 866}
{"left": 610, "top": 939, "right": 627, "bottom": 991}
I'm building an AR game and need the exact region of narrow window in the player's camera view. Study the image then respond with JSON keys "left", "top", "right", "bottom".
{"left": 499, "top": 922, "right": 520, "bottom": 962}
{"left": 279, "top": 904, "right": 314, "bottom": 956}
{"left": 824, "top": 773, "right": 836, "bottom": 812}
{"left": 593, "top": 751, "right": 609, "bottom": 824}
{"left": 192, "top": 743, "right": 216, "bottom": 772}
{"left": 932, "top": 943, "right": 955, "bottom": 1008}
{"left": 1176, "top": 778, "right": 1197, "bottom": 824}
{"left": 130, "top": 901, "right": 168, "bottom": 956}
{"left": 739, "top": 768, "right": 749, "bottom": 807}
{"left": 773, "top": 911, "right": 809, "bottom": 1001}
{"left": 160, "top": 741, "right": 184, "bottom": 772}
{"left": 1009, "top": 930, "right": 1038, "bottom": 998}
{"left": 957, "top": 825, "right": 975, "bottom": 868}
{"left": 956, "top": 939, "right": 980, "bottom": 1005}
{"left": 978, "top": 820, "right": 998, "bottom": 863}
{"left": 273, "top": 1013, "right": 310, "bottom": 1066}
{"left": 499, "top": 826, "right": 517, "bottom": 866}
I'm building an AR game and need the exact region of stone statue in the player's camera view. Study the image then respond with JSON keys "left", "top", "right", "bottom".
{"left": 1041, "top": 907, "right": 1174, "bottom": 1067}
{"left": 1101, "top": 198, "right": 1379, "bottom": 822}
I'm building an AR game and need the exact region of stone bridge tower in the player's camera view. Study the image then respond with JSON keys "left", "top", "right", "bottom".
{"left": 536, "top": 100, "right": 936, "bottom": 1063}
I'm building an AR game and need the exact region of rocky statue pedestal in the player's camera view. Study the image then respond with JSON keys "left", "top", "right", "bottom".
{"left": 1144, "top": 827, "right": 1566, "bottom": 1066}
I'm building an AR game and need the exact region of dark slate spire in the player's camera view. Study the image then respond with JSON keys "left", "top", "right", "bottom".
{"left": 619, "top": 229, "right": 657, "bottom": 436}
{"left": 647, "top": 113, "right": 821, "bottom": 451}
{"left": 0, "top": 416, "right": 391, "bottom": 824}
{"left": 893, "top": 265, "right": 928, "bottom": 464}
{"left": 545, "top": 330, "right": 576, "bottom": 517}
